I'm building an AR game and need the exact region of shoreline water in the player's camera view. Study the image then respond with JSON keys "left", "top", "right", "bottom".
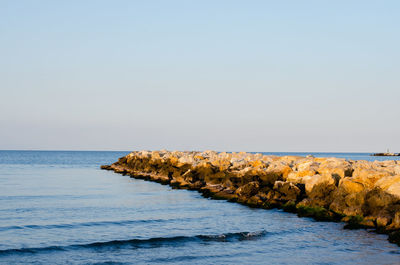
{"left": 102, "top": 150, "right": 400, "bottom": 246}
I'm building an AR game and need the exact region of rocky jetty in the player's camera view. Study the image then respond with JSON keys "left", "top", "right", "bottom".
{"left": 101, "top": 150, "right": 400, "bottom": 246}
{"left": 372, "top": 153, "right": 400, "bottom": 156}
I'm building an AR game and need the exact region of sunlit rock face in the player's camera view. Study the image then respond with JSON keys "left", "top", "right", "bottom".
{"left": 102, "top": 150, "right": 400, "bottom": 245}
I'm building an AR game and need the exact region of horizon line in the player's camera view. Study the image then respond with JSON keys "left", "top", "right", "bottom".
{"left": 0, "top": 149, "right": 383, "bottom": 154}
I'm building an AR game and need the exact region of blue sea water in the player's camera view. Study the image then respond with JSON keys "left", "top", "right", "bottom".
{"left": 0, "top": 151, "right": 399, "bottom": 265}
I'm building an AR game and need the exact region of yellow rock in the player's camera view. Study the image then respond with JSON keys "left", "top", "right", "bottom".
{"left": 351, "top": 168, "right": 393, "bottom": 188}
{"left": 386, "top": 182, "right": 400, "bottom": 199}
{"left": 211, "top": 159, "right": 231, "bottom": 171}
{"left": 249, "top": 160, "right": 265, "bottom": 168}
{"left": 194, "top": 155, "right": 205, "bottom": 160}
{"left": 302, "top": 174, "right": 335, "bottom": 193}
{"left": 374, "top": 175, "right": 400, "bottom": 190}
{"left": 168, "top": 156, "right": 179, "bottom": 165}
{"left": 339, "top": 178, "right": 365, "bottom": 194}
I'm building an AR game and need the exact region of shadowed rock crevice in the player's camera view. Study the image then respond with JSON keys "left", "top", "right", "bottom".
{"left": 101, "top": 150, "right": 400, "bottom": 246}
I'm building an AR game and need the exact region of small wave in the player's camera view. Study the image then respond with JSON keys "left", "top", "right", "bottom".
{"left": 0, "top": 194, "right": 104, "bottom": 201}
{"left": 90, "top": 261, "right": 126, "bottom": 265}
{"left": 197, "top": 231, "right": 267, "bottom": 241}
{"left": 0, "top": 217, "right": 198, "bottom": 231}
{"left": 0, "top": 231, "right": 267, "bottom": 256}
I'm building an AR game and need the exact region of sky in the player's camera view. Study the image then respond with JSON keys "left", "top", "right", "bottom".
{"left": 0, "top": 0, "right": 399, "bottom": 152}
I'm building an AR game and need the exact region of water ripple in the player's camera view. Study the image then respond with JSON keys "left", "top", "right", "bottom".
{"left": 0, "top": 217, "right": 201, "bottom": 231}
{"left": 0, "top": 231, "right": 268, "bottom": 256}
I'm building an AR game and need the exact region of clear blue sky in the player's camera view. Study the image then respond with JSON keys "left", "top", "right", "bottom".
{"left": 1, "top": 1, "right": 399, "bottom": 152}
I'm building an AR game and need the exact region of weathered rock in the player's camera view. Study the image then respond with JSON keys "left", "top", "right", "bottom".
{"left": 261, "top": 162, "right": 292, "bottom": 185}
{"left": 329, "top": 178, "right": 366, "bottom": 216}
{"left": 235, "top": 181, "right": 260, "bottom": 197}
{"left": 375, "top": 175, "right": 400, "bottom": 199}
{"left": 273, "top": 181, "right": 302, "bottom": 201}
{"left": 351, "top": 165, "right": 393, "bottom": 189}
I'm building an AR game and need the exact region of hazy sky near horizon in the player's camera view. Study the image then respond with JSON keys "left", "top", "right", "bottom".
{"left": 1, "top": 0, "right": 399, "bottom": 152}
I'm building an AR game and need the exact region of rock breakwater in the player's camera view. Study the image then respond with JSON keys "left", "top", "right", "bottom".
{"left": 101, "top": 150, "right": 400, "bottom": 245}
{"left": 372, "top": 153, "right": 400, "bottom": 156}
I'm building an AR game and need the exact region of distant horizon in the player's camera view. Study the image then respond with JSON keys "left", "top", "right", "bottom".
{"left": 0, "top": 149, "right": 394, "bottom": 154}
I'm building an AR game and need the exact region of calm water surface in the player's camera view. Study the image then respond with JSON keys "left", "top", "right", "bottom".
{"left": 0, "top": 151, "right": 399, "bottom": 264}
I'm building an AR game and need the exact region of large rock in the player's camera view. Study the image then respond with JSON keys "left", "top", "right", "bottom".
{"left": 273, "top": 181, "right": 302, "bottom": 201}
{"left": 260, "top": 162, "right": 292, "bottom": 185}
{"left": 286, "top": 173, "right": 336, "bottom": 194}
{"left": 329, "top": 178, "right": 366, "bottom": 216}
{"left": 351, "top": 166, "right": 393, "bottom": 188}
{"left": 235, "top": 181, "right": 260, "bottom": 198}
{"left": 375, "top": 175, "right": 400, "bottom": 199}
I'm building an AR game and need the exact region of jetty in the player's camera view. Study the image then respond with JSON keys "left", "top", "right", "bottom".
{"left": 372, "top": 153, "right": 400, "bottom": 156}
{"left": 102, "top": 150, "right": 400, "bottom": 245}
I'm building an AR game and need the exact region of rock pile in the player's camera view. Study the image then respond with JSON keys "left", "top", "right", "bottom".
{"left": 101, "top": 150, "right": 400, "bottom": 245}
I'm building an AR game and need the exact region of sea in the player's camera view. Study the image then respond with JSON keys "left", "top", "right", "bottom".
{"left": 0, "top": 151, "right": 399, "bottom": 265}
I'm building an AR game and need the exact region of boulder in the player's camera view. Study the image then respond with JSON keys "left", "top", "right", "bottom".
{"left": 288, "top": 174, "right": 336, "bottom": 194}
{"left": 374, "top": 175, "right": 400, "bottom": 199}
{"left": 338, "top": 178, "right": 365, "bottom": 193}
{"left": 351, "top": 168, "right": 393, "bottom": 189}
{"left": 260, "top": 162, "right": 292, "bottom": 185}
{"left": 273, "top": 181, "right": 301, "bottom": 201}
{"left": 235, "top": 181, "right": 260, "bottom": 198}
